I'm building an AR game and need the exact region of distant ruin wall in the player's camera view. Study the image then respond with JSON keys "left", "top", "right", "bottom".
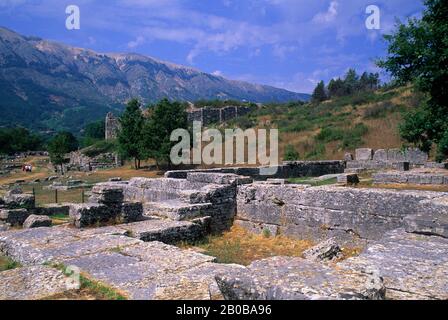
{"left": 187, "top": 106, "right": 253, "bottom": 126}
{"left": 165, "top": 161, "right": 346, "bottom": 181}
{"left": 346, "top": 148, "right": 429, "bottom": 171}
{"left": 105, "top": 112, "right": 120, "bottom": 140}
{"left": 68, "top": 151, "right": 121, "bottom": 172}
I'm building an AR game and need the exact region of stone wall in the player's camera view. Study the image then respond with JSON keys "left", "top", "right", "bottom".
{"left": 165, "top": 161, "right": 345, "bottom": 181}
{"left": 346, "top": 148, "right": 429, "bottom": 171}
{"left": 235, "top": 183, "right": 448, "bottom": 247}
{"left": 68, "top": 151, "right": 121, "bottom": 172}
{"left": 105, "top": 112, "right": 120, "bottom": 140}
{"left": 373, "top": 171, "right": 448, "bottom": 185}
{"left": 187, "top": 106, "right": 253, "bottom": 126}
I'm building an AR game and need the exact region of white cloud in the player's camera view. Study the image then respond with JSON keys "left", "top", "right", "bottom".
{"left": 127, "top": 36, "right": 145, "bottom": 49}
{"left": 313, "top": 1, "right": 339, "bottom": 24}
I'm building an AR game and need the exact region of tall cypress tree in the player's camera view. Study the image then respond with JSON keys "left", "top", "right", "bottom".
{"left": 117, "top": 99, "right": 145, "bottom": 169}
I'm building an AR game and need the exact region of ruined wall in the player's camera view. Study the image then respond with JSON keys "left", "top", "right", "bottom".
{"left": 165, "top": 161, "right": 346, "bottom": 181}
{"left": 187, "top": 106, "right": 253, "bottom": 126}
{"left": 236, "top": 183, "right": 448, "bottom": 246}
{"left": 90, "top": 173, "right": 246, "bottom": 233}
{"left": 105, "top": 112, "right": 120, "bottom": 140}
{"left": 68, "top": 151, "right": 121, "bottom": 172}
{"left": 346, "top": 148, "right": 429, "bottom": 171}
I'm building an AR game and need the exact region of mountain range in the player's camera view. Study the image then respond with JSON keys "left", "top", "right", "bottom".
{"left": 0, "top": 27, "right": 309, "bottom": 133}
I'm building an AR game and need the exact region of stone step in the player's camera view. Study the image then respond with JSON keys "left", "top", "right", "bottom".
{"left": 144, "top": 200, "right": 213, "bottom": 221}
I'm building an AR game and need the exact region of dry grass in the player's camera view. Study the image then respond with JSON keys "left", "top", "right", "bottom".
{"left": 181, "top": 225, "right": 314, "bottom": 266}
{"left": 180, "top": 226, "right": 362, "bottom": 265}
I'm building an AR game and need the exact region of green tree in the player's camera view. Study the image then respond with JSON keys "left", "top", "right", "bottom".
{"left": 311, "top": 80, "right": 327, "bottom": 103}
{"left": 343, "top": 69, "right": 359, "bottom": 95}
{"left": 378, "top": 0, "right": 448, "bottom": 160}
{"left": 284, "top": 144, "right": 300, "bottom": 161}
{"left": 48, "top": 132, "right": 78, "bottom": 174}
{"left": 0, "top": 127, "right": 42, "bottom": 155}
{"left": 328, "top": 78, "right": 345, "bottom": 97}
{"left": 81, "top": 120, "right": 105, "bottom": 147}
{"left": 142, "top": 98, "right": 188, "bottom": 167}
{"left": 117, "top": 99, "right": 145, "bottom": 169}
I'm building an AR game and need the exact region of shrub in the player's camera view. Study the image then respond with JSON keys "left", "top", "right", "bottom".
{"left": 339, "top": 123, "right": 369, "bottom": 149}
{"left": 284, "top": 145, "right": 300, "bottom": 161}
{"left": 305, "top": 143, "right": 326, "bottom": 160}
{"left": 363, "top": 101, "right": 396, "bottom": 119}
{"left": 82, "top": 140, "right": 117, "bottom": 158}
{"left": 316, "top": 127, "right": 344, "bottom": 142}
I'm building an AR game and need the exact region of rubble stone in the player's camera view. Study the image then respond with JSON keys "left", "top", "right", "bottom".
{"left": 303, "top": 238, "right": 342, "bottom": 262}
{"left": 23, "top": 215, "right": 52, "bottom": 229}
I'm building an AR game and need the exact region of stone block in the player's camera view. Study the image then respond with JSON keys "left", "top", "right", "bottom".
{"left": 431, "top": 176, "right": 445, "bottom": 185}
{"left": 4, "top": 194, "right": 35, "bottom": 210}
{"left": 0, "top": 266, "right": 69, "bottom": 300}
{"left": 216, "top": 256, "right": 385, "bottom": 300}
{"left": 186, "top": 172, "right": 240, "bottom": 185}
{"left": 344, "top": 153, "right": 354, "bottom": 161}
{"left": 337, "top": 173, "right": 359, "bottom": 185}
{"left": 23, "top": 215, "right": 52, "bottom": 229}
{"left": 302, "top": 238, "right": 342, "bottom": 262}
{"left": 392, "top": 162, "right": 410, "bottom": 171}
{"left": 340, "top": 229, "right": 448, "bottom": 300}
{"left": 69, "top": 203, "right": 112, "bottom": 228}
{"left": 373, "top": 149, "right": 387, "bottom": 162}
{"left": 119, "top": 202, "right": 143, "bottom": 223}
{"left": 356, "top": 148, "right": 374, "bottom": 161}
{"left": 90, "top": 184, "right": 124, "bottom": 204}
{"left": 387, "top": 149, "right": 406, "bottom": 162}
{"left": 0, "top": 209, "right": 29, "bottom": 226}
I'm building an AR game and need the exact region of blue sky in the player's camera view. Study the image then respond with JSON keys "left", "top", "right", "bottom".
{"left": 0, "top": 0, "right": 425, "bottom": 93}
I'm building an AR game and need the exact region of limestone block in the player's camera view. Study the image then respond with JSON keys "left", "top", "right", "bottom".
{"left": 215, "top": 256, "right": 386, "bottom": 300}
{"left": 23, "top": 215, "right": 52, "bottom": 229}
{"left": 356, "top": 148, "right": 374, "bottom": 161}
{"left": 373, "top": 149, "right": 387, "bottom": 162}
{"left": 303, "top": 238, "right": 342, "bottom": 262}
{"left": 0, "top": 209, "right": 29, "bottom": 226}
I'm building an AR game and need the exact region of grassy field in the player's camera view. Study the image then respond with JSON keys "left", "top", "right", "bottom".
{"left": 226, "top": 86, "right": 423, "bottom": 161}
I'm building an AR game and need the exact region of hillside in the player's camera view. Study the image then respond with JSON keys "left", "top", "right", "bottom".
{"left": 0, "top": 27, "right": 309, "bottom": 133}
{"left": 224, "top": 86, "right": 424, "bottom": 161}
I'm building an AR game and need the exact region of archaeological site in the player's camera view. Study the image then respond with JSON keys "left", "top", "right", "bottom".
{"left": 1, "top": 147, "right": 447, "bottom": 301}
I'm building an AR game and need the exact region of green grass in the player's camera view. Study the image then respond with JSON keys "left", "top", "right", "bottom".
{"left": 0, "top": 256, "right": 21, "bottom": 272}
{"left": 288, "top": 177, "right": 338, "bottom": 186}
{"left": 47, "top": 263, "right": 127, "bottom": 300}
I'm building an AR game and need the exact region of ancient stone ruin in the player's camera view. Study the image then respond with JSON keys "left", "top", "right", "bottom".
{"left": 187, "top": 105, "right": 253, "bottom": 126}
{"left": 105, "top": 112, "right": 120, "bottom": 141}
{"left": 1, "top": 150, "right": 448, "bottom": 300}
